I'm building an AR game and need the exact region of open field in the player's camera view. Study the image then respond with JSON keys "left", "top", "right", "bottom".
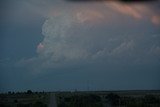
{"left": 56, "top": 90, "right": 160, "bottom": 107}
{"left": 0, "top": 90, "right": 160, "bottom": 107}
{"left": 0, "top": 91, "right": 50, "bottom": 107}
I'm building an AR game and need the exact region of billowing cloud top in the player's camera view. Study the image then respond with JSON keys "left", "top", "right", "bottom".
{"left": 17, "top": 0, "right": 160, "bottom": 72}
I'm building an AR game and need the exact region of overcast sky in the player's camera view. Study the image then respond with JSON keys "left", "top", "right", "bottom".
{"left": 0, "top": 0, "right": 160, "bottom": 92}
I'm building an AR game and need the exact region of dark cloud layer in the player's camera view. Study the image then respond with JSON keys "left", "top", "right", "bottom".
{"left": 66, "top": 0, "right": 157, "bottom": 2}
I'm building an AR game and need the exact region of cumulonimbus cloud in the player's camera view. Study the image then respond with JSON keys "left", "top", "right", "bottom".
{"left": 18, "top": 0, "right": 160, "bottom": 72}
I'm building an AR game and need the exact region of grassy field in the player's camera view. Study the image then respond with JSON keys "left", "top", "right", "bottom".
{"left": 0, "top": 91, "right": 50, "bottom": 107}
{"left": 56, "top": 90, "right": 160, "bottom": 107}
{"left": 0, "top": 90, "right": 160, "bottom": 107}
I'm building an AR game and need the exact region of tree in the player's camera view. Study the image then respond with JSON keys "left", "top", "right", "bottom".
{"left": 8, "top": 91, "right": 11, "bottom": 94}
{"left": 27, "top": 90, "right": 33, "bottom": 94}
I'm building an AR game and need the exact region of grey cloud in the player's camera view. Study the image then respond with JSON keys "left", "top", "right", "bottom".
{"left": 31, "top": 12, "right": 160, "bottom": 70}
{"left": 16, "top": 0, "right": 160, "bottom": 72}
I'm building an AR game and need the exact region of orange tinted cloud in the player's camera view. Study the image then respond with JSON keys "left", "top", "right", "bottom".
{"left": 104, "top": 1, "right": 160, "bottom": 26}
{"left": 37, "top": 43, "right": 44, "bottom": 53}
{"left": 48, "top": 2, "right": 159, "bottom": 26}
{"left": 75, "top": 9, "right": 104, "bottom": 24}
{"left": 106, "top": 2, "right": 142, "bottom": 19}
{"left": 152, "top": 15, "right": 160, "bottom": 25}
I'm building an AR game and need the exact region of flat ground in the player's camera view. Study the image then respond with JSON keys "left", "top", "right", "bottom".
{"left": 0, "top": 90, "right": 160, "bottom": 107}
{"left": 56, "top": 90, "right": 160, "bottom": 107}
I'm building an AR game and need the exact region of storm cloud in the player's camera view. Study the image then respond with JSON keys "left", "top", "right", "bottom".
{"left": 3, "top": 0, "right": 160, "bottom": 71}
{"left": 20, "top": 1, "right": 160, "bottom": 72}
{"left": 0, "top": 0, "right": 160, "bottom": 92}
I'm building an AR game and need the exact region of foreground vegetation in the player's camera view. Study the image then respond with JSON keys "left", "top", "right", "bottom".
{"left": 0, "top": 90, "right": 160, "bottom": 107}
{"left": 0, "top": 90, "right": 49, "bottom": 107}
{"left": 56, "top": 90, "right": 160, "bottom": 107}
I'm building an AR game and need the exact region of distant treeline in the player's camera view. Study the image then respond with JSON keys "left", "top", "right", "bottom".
{"left": 0, "top": 90, "right": 47, "bottom": 95}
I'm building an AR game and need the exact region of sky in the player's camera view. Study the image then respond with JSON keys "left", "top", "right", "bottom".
{"left": 0, "top": 0, "right": 160, "bottom": 92}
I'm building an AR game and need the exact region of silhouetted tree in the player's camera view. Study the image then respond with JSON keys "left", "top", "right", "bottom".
{"left": 8, "top": 91, "right": 11, "bottom": 94}
{"left": 27, "top": 90, "right": 32, "bottom": 94}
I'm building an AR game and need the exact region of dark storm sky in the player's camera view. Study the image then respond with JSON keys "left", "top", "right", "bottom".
{"left": 0, "top": 0, "right": 160, "bottom": 92}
